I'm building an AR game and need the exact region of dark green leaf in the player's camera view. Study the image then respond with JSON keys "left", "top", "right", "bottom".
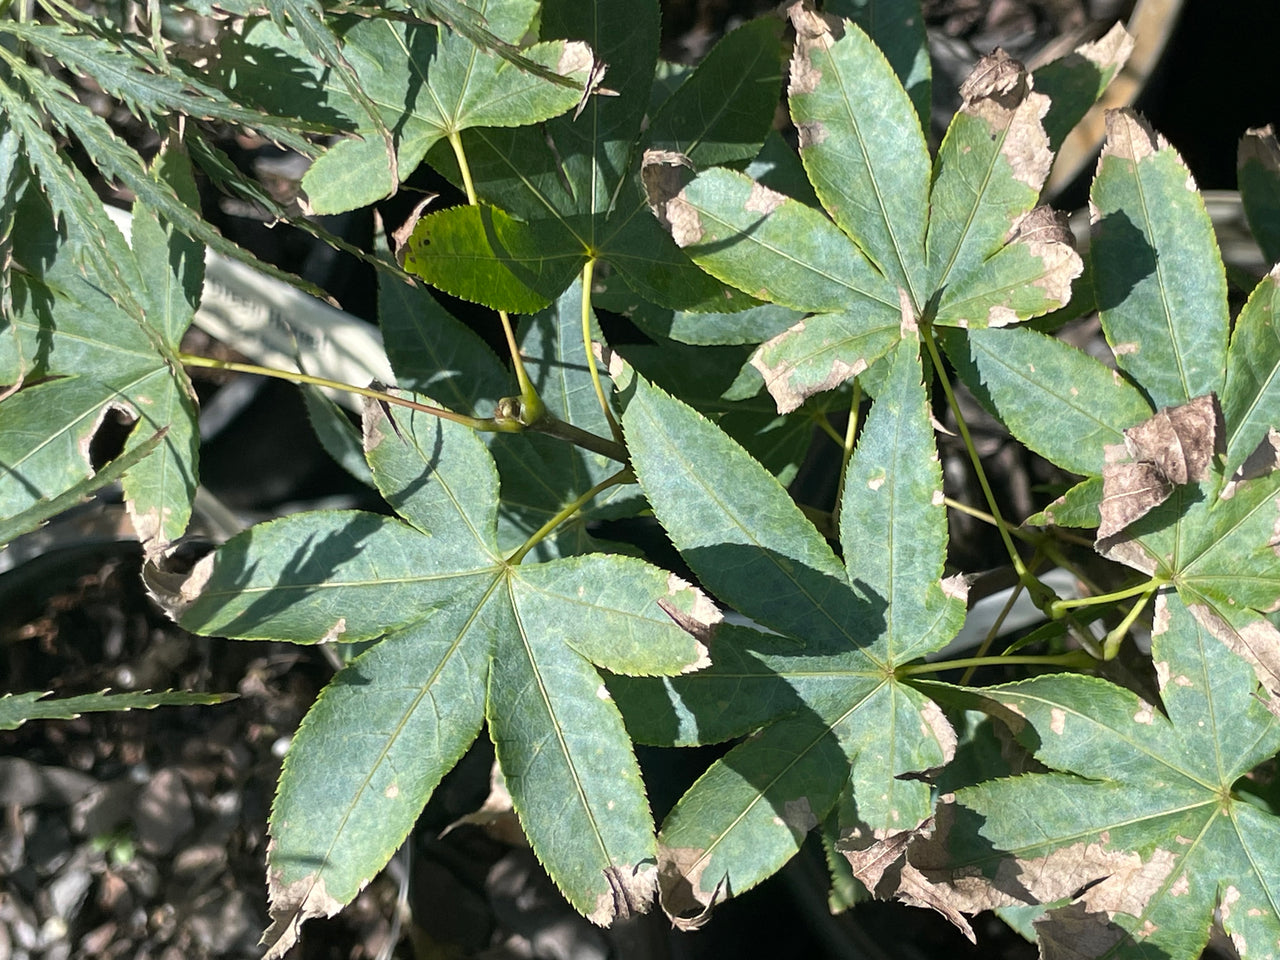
{"left": 643, "top": 17, "right": 785, "bottom": 168}
{"left": 1031, "top": 23, "right": 1133, "bottom": 153}
{"left": 1238, "top": 125, "right": 1280, "bottom": 266}
{"left": 1220, "top": 265, "right": 1280, "bottom": 481}
{"left": 299, "top": 17, "right": 592, "bottom": 212}
{"left": 301, "top": 386, "right": 375, "bottom": 486}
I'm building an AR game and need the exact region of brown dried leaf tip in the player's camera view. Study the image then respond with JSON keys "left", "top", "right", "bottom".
{"left": 657, "top": 844, "right": 725, "bottom": 930}
{"left": 1100, "top": 109, "right": 1167, "bottom": 166}
{"left": 261, "top": 866, "right": 346, "bottom": 960}
{"left": 590, "top": 862, "right": 657, "bottom": 926}
{"left": 390, "top": 195, "right": 436, "bottom": 266}
{"left": 1004, "top": 205, "right": 1083, "bottom": 313}
{"left": 786, "top": 0, "right": 844, "bottom": 97}
{"left": 960, "top": 50, "right": 1052, "bottom": 192}
{"left": 1240, "top": 124, "right": 1280, "bottom": 174}
{"left": 1097, "top": 394, "right": 1221, "bottom": 540}
{"left": 960, "top": 48, "right": 1027, "bottom": 108}
{"left": 141, "top": 539, "right": 217, "bottom": 623}
{"left": 640, "top": 149, "right": 702, "bottom": 247}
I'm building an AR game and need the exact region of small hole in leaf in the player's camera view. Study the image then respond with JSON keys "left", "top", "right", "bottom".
{"left": 89, "top": 408, "right": 137, "bottom": 470}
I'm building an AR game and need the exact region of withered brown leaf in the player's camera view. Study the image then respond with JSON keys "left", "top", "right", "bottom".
{"left": 1097, "top": 394, "right": 1220, "bottom": 539}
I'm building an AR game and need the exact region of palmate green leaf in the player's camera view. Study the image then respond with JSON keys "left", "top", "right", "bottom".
{"left": 0, "top": 689, "right": 233, "bottom": 732}
{"left": 1238, "top": 125, "right": 1280, "bottom": 266}
{"left": 907, "top": 592, "right": 1280, "bottom": 959}
{"left": 302, "top": 13, "right": 592, "bottom": 212}
{"left": 1091, "top": 110, "right": 1228, "bottom": 410}
{"left": 647, "top": 9, "right": 1086, "bottom": 415}
{"left": 406, "top": 2, "right": 781, "bottom": 312}
{"left": 617, "top": 340, "right": 965, "bottom": 924}
{"left": 0, "top": 154, "right": 202, "bottom": 549}
{"left": 175, "top": 392, "right": 713, "bottom": 955}
{"left": 941, "top": 326, "right": 1152, "bottom": 477}
{"left": 216, "top": 4, "right": 591, "bottom": 214}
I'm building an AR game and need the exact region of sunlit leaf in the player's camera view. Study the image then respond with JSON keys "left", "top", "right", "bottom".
{"left": 175, "top": 388, "right": 713, "bottom": 956}
{"left": 616, "top": 340, "right": 964, "bottom": 923}
{"left": 906, "top": 592, "right": 1280, "bottom": 960}
{"left": 1091, "top": 110, "right": 1228, "bottom": 410}
{"left": 407, "top": 3, "right": 781, "bottom": 312}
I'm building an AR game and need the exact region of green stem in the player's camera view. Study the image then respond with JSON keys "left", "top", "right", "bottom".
{"left": 812, "top": 414, "right": 845, "bottom": 447}
{"left": 506, "top": 468, "right": 633, "bottom": 564}
{"left": 942, "top": 496, "right": 1042, "bottom": 545}
{"left": 1049, "top": 577, "right": 1165, "bottom": 616}
{"left": 447, "top": 130, "right": 479, "bottom": 205}
{"left": 178, "top": 353, "right": 507, "bottom": 432}
{"left": 182, "top": 352, "right": 628, "bottom": 460}
{"left": 921, "top": 324, "right": 1047, "bottom": 605}
{"left": 1102, "top": 585, "right": 1159, "bottom": 660}
{"left": 898, "top": 649, "right": 1095, "bottom": 678}
{"left": 580, "top": 258, "right": 623, "bottom": 443}
{"left": 446, "top": 129, "right": 542, "bottom": 420}
{"left": 525, "top": 411, "right": 629, "bottom": 462}
{"left": 958, "top": 574, "right": 1027, "bottom": 686}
